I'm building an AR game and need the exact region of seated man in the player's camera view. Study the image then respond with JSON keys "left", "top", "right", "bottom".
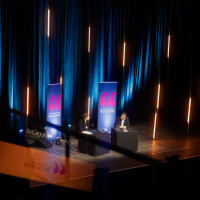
{"left": 78, "top": 113, "right": 90, "bottom": 132}
{"left": 114, "top": 112, "right": 129, "bottom": 129}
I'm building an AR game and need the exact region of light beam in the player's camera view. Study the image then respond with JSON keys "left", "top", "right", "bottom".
{"left": 27, "top": 87, "right": 29, "bottom": 116}
{"left": 123, "top": 42, "right": 126, "bottom": 67}
{"left": 157, "top": 84, "right": 160, "bottom": 109}
{"left": 167, "top": 34, "right": 170, "bottom": 58}
{"left": 47, "top": 9, "right": 50, "bottom": 38}
{"left": 88, "top": 26, "right": 90, "bottom": 53}
{"left": 187, "top": 97, "right": 191, "bottom": 124}
{"left": 88, "top": 97, "right": 90, "bottom": 114}
{"left": 153, "top": 112, "right": 157, "bottom": 140}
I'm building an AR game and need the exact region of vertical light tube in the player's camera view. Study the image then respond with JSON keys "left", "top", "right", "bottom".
{"left": 153, "top": 83, "right": 160, "bottom": 139}
{"left": 47, "top": 9, "right": 50, "bottom": 38}
{"left": 157, "top": 84, "right": 160, "bottom": 109}
{"left": 187, "top": 97, "right": 191, "bottom": 124}
{"left": 88, "top": 97, "right": 90, "bottom": 114}
{"left": 27, "top": 87, "right": 29, "bottom": 116}
{"left": 153, "top": 112, "right": 157, "bottom": 139}
{"left": 123, "top": 42, "right": 126, "bottom": 67}
{"left": 60, "top": 77, "right": 62, "bottom": 84}
{"left": 167, "top": 34, "right": 170, "bottom": 58}
{"left": 88, "top": 26, "right": 90, "bottom": 53}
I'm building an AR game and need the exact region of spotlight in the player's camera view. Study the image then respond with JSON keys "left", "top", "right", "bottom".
{"left": 19, "top": 129, "right": 23, "bottom": 134}
{"left": 68, "top": 124, "right": 72, "bottom": 127}
{"left": 47, "top": 134, "right": 53, "bottom": 139}
{"left": 55, "top": 137, "right": 61, "bottom": 145}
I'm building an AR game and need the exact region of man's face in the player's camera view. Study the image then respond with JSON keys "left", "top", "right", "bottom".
{"left": 120, "top": 114, "right": 126, "bottom": 120}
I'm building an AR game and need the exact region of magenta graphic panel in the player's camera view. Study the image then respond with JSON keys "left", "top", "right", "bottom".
{"left": 97, "top": 82, "right": 117, "bottom": 132}
{"left": 46, "top": 84, "right": 62, "bottom": 140}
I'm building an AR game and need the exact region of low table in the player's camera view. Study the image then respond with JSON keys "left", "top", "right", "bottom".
{"left": 111, "top": 127, "right": 138, "bottom": 152}
{"left": 78, "top": 131, "right": 111, "bottom": 156}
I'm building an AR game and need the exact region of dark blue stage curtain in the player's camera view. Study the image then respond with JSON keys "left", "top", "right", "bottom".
{"left": 0, "top": 0, "right": 27, "bottom": 131}
{"left": 61, "top": 0, "right": 84, "bottom": 124}
{"left": 0, "top": 1, "right": 23, "bottom": 110}
{"left": 26, "top": 0, "right": 85, "bottom": 125}
{"left": 37, "top": 0, "right": 50, "bottom": 120}
{"left": 0, "top": 0, "right": 190, "bottom": 128}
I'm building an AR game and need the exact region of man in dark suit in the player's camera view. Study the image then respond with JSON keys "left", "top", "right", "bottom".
{"left": 114, "top": 112, "right": 129, "bottom": 129}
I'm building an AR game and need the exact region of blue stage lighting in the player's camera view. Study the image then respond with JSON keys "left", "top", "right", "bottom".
{"left": 19, "top": 129, "right": 23, "bottom": 134}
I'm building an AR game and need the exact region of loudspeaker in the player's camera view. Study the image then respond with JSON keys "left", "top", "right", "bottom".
{"left": 25, "top": 135, "right": 53, "bottom": 149}
{"left": 34, "top": 137, "right": 53, "bottom": 148}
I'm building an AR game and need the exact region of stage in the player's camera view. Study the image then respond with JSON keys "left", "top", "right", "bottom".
{"left": 30, "top": 122, "right": 200, "bottom": 174}
{"left": 1, "top": 0, "right": 199, "bottom": 199}
{"left": 2, "top": 122, "right": 200, "bottom": 199}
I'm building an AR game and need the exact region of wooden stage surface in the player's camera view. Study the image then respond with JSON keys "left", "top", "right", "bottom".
{"left": 30, "top": 122, "right": 200, "bottom": 173}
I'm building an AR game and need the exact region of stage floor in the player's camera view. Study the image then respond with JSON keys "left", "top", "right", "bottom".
{"left": 30, "top": 122, "right": 200, "bottom": 173}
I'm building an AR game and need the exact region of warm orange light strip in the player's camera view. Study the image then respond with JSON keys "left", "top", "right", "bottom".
{"left": 27, "top": 87, "right": 29, "bottom": 116}
{"left": 88, "top": 26, "right": 90, "bottom": 53}
{"left": 123, "top": 42, "right": 126, "bottom": 67}
{"left": 60, "top": 77, "right": 62, "bottom": 84}
{"left": 47, "top": 9, "right": 50, "bottom": 38}
{"left": 167, "top": 34, "right": 170, "bottom": 58}
{"left": 187, "top": 97, "right": 191, "bottom": 124}
{"left": 88, "top": 97, "right": 90, "bottom": 114}
{"left": 157, "top": 84, "right": 160, "bottom": 109}
{"left": 153, "top": 112, "right": 157, "bottom": 139}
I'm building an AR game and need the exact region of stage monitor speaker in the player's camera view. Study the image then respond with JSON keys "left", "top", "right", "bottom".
{"left": 25, "top": 135, "right": 53, "bottom": 149}
{"left": 34, "top": 137, "right": 53, "bottom": 149}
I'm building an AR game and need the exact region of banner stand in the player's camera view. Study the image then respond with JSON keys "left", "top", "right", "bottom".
{"left": 46, "top": 83, "right": 62, "bottom": 141}
{"left": 97, "top": 82, "right": 117, "bottom": 133}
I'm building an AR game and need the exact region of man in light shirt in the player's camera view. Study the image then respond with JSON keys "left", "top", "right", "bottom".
{"left": 114, "top": 112, "right": 129, "bottom": 129}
